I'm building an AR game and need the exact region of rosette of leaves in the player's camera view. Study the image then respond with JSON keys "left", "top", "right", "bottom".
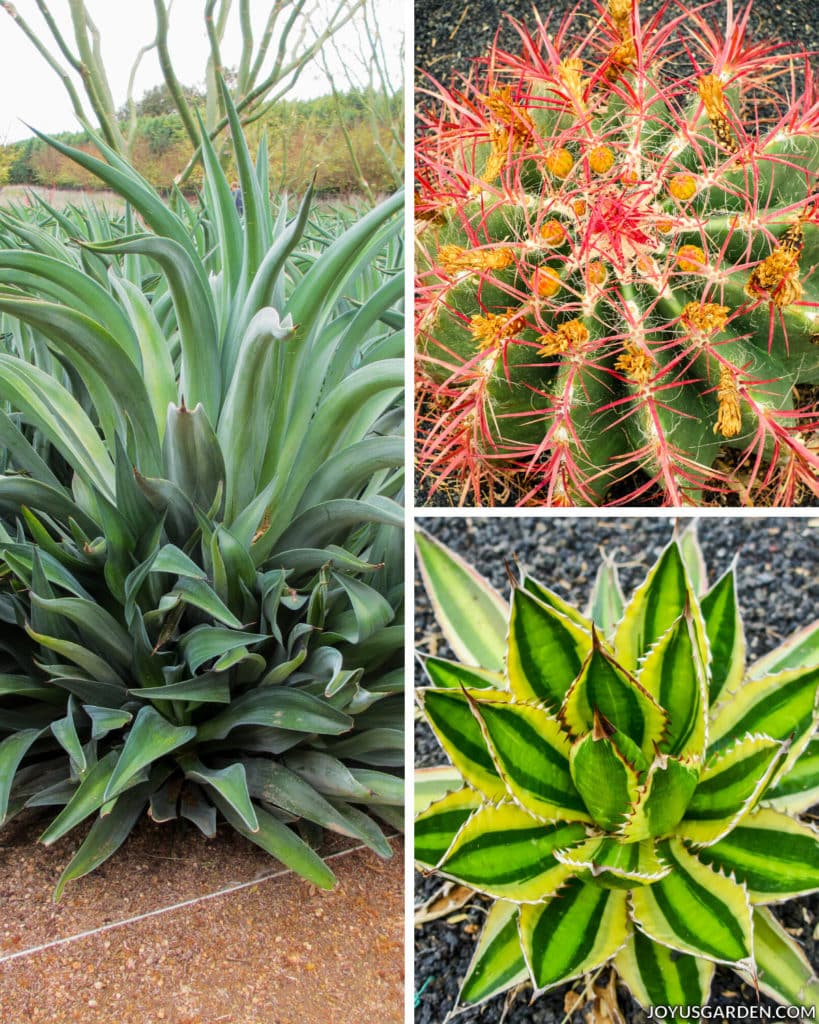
{"left": 0, "top": 84, "right": 403, "bottom": 898}
{"left": 415, "top": 526, "right": 819, "bottom": 1011}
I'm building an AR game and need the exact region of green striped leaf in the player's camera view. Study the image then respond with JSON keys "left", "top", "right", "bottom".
{"left": 439, "top": 802, "right": 584, "bottom": 901}
{"left": 637, "top": 613, "right": 706, "bottom": 759}
{"left": 763, "top": 737, "right": 819, "bottom": 813}
{"left": 419, "top": 688, "right": 507, "bottom": 801}
{"left": 459, "top": 901, "right": 528, "bottom": 1007}
{"left": 561, "top": 642, "right": 667, "bottom": 760}
{"left": 569, "top": 729, "right": 642, "bottom": 831}
{"left": 631, "top": 838, "right": 752, "bottom": 965}
{"left": 675, "top": 521, "right": 707, "bottom": 598}
{"left": 415, "top": 531, "right": 508, "bottom": 671}
{"left": 414, "top": 787, "right": 483, "bottom": 867}
{"left": 614, "top": 541, "right": 690, "bottom": 671}
{"left": 103, "top": 707, "right": 196, "bottom": 801}
{"left": 700, "top": 568, "right": 745, "bottom": 703}
{"left": 467, "top": 696, "right": 591, "bottom": 822}
{"left": 708, "top": 664, "right": 818, "bottom": 753}
{"left": 614, "top": 929, "right": 714, "bottom": 1008}
{"left": 696, "top": 808, "right": 819, "bottom": 902}
{"left": 507, "top": 587, "right": 590, "bottom": 707}
{"left": 619, "top": 756, "right": 699, "bottom": 842}
{"left": 422, "top": 656, "right": 504, "bottom": 691}
{"left": 738, "top": 907, "right": 819, "bottom": 1007}
{"left": 522, "top": 576, "right": 590, "bottom": 631}
{"left": 679, "top": 736, "right": 785, "bottom": 846}
{"left": 554, "top": 836, "right": 671, "bottom": 885}
{"left": 519, "top": 878, "right": 628, "bottom": 993}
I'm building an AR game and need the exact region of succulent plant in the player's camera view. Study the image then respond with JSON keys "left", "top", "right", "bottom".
{"left": 0, "top": 86, "right": 404, "bottom": 897}
{"left": 415, "top": 524, "right": 819, "bottom": 1012}
{"left": 415, "top": 0, "right": 819, "bottom": 507}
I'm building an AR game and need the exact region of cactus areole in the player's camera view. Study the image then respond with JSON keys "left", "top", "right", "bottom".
{"left": 415, "top": 0, "right": 819, "bottom": 506}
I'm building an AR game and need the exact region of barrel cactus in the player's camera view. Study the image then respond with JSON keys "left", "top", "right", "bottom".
{"left": 415, "top": 526, "right": 819, "bottom": 1011}
{"left": 415, "top": 0, "right": 819, "bottom": 506}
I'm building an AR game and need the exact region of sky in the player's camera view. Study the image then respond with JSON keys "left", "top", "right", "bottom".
{"left": 0, "top": 0, "right": 403, "bottom": 143}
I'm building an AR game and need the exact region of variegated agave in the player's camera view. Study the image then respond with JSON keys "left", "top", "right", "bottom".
{"left": 0, "top": 85, "right": 403, "bottom": 897}
{"left": 415, "top": 526, "right": 819, "bottom": 1011}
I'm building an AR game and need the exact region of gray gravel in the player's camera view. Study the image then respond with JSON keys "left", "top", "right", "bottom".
{"left": 414, "top": 516, "right": 819, "bottom": 1023}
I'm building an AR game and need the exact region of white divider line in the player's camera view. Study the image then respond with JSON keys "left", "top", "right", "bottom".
{"left": 0, "top": 833, "right": 400, "bottom": 967}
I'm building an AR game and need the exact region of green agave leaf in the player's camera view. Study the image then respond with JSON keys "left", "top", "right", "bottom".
{"left": 262, "top": 496, "right": 402, "bottom": 558}
{"left": 415, "top": 531, "right": 508, "bottom": 671}
{"left": 171, "top": 577, "right": 243, "bottom": 629}
{"left": 30, "top": 594, "right": 132, "bottom": 668}
{"left": 507, "top": 586, "right": 591, "bottom": 708}
{"left": 163, "top": 401, "right": 226, "bottom": 515}
{"left": 103, "top": 706, "right": 196, "bottom": 801}
{"left": 637, "top": 612, "right": 706, "bottom": 759}
{"left": 326, "top": 799, "right": 394, "bottom": 858}
{"left": 414, "top": 787, "right": 483, "bottom": 867}
{"left": 569, "top": 728, "right": 642, "bottom": 831}
{"left": 54, "top": 769, "right": 167, "bottom": 900}
{"left": 178, "top": 625, "right": 267, "bottom": 674}
{"left": 466, "top": 695, "right": 591, "bottom": 823}
{"left": 151, "top": 544, "right": 206, "bottom": 578}
{"left": 26, "top": 626, "right": 127, "bottom": 688}
{"left": 0, "top": 728, "right": 43, "bottom": 822}
{"left": 83, "top": 705, "right": 132, "bottom": 740}
{"left": 679, "top": 735, "right": 786, "bottom": 846}
{"left": 1, "top": 540, "right": 95, "bottom": 599}
{"left": 419, "top": 688, "right": 507, "bottom": 802}
{"left": 561, "top": 639, "right": 667, "bottom": 760}
{"left": 614, "top": 929, "right": 714, "bottom": 1008}
{"left": 459, "top": 900, "right": 528, "bottom": 1007}
{"left": 700, "top": 567, "right": 745, "bottom": 703}
{"left": 439, "top": 802, "right": 584, "bottom": 901}
{"left": 210, "top": 792, "right": 336, "bottom": 890}
{"left": 242, "top": 758, "right": 388, "bottom": 854}
{"left": 177, "top": 755, "right": 258, "bottom": 833}
{"left": 708, "top": 664, "right": 818, "bottom": 754}
{"left": 39, "top": 750, "right": 120, "bottom": 845}
{"left": 0, "top": 354, "right": 116, "bottom": 500}
{"left": 619, "top": 755, "right": 699, "bottom": 842}
{"left": 554, "top": 835, "right": 671, "bottom": 884}
{"left": 519, "top": 878, "right": 629, "bottom": 994}
{"left": 695, "top": 807, "right": 819, "bottom": 902}
{"left": 631, "top": 838, "right": 753, "bottom": 966}
{"left": 763, "top": 737, "right": 819, "bottom": 813}
{"left": 421, "top": 656, "right": 504, "bottom": 691}
{"left": 196, "top": 688, "right": 353, "bottom": 742}
{"left": 0, "top": 407, "right": 63, "bottom": 489}
{"left": 614, "top": 541, "right": 692, "bottom": 671}
{"left": 128, "top": 673, "right": 231, "bottom": 704}
{"left": 413, "top": 765, "right": 465, "bottom": 815}
{"left": 738, "top": 907, "right": 819, "bottom": 1007}
{"left": 329, "top": 571, "right": 394, "bottom": 644}
{"left": 299, "top": 436, "right": 404, "bottom": 510}
{"left": 50, "top": 696, "right": 86, "bottom": 775}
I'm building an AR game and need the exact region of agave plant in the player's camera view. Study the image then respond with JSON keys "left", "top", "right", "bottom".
{"left": 415, "top": 524, "right": 819, "bottom": 1012}
{"left": 415, "top": 0, "right": 819, "bottom": 506}
{"left": 0, "top": 84, "right": 404, "bottom": 898}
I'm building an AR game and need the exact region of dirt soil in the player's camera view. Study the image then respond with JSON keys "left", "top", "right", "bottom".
{"left": 0, "top": 811, "right": 404, "bottom": 1024}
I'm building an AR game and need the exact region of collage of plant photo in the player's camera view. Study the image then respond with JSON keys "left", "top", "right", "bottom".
{"left": 0, "top": 1, "right": 816, "bottom": 1023}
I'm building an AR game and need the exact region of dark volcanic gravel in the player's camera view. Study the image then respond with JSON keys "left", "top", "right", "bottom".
{"left": 413, "top": 516, "right": 819, "bottom": 1023}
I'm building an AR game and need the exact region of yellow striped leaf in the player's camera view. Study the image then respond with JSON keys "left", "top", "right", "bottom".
{"left": 737, "top": 907, "right": 819, "bottom": 1007}
{"left": 554, "top": 836, "right": 671, "bottom": 885}
{"left": 414, "top": 787, "right": 483, "bottom": 868}
{"left": 615, "top": 929, "right": 714, "bottom": 1008}
{"left": 619, "top": 756, "right": 699, "bottom": 842}
{"left": 507, "top": 587, "right": 590, "bottom": 707}
{"left": 440, "top": 802, "right": 584, "bottom": 901}
{"left": 696, "top": 807, "right": 819, "bottom": 903}
{"left": 763, "top": 737, "right": 819, "bottom": 814}
{"left": 520, "top": 878, "right": 629, "bottom": 993}
{"left": 459, "top": 901, "right": 528, "bottom": 1006}
{"left": 631, "top": 838, "right": 752, "bottom": 965}
{"left": 569, "top": 730, "right": 642, "bottom": 831}
{"left": 468, "top": 697, "right": 591, "bottom": 822}
{"left": 423, "top": 656, "right": 504, "bottom": 691}
{"left": 419, "top": 688, "right": 508, "bottom": 801}
{"left": 700, "top": 568, "right": 745, "bottom": 703}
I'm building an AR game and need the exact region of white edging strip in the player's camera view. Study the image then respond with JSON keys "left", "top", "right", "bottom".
{"left": 0, "top": 834, "right": 400, "bottom": 967}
